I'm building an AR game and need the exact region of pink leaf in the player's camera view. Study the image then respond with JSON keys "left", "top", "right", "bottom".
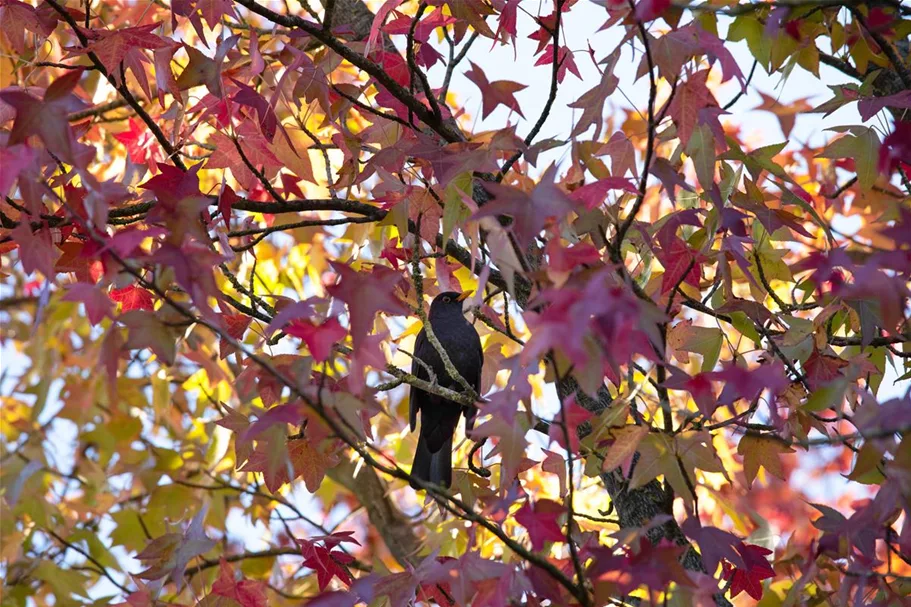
{"left": 327, "top": 262, "right": 408, "bottom": 348}
{"left": 286, "top": 317, "right": 348, "bottom": 363}
{"left": 211, "top": 559, "right": 267, "bottom": 607}
{"left": 465, "top": 61, "right": 526, "bottom": 119}
{"left": 515, "top": 499, "right": 565, "bottom": 551}
{"left": 569, "top": 177, "right": 637, "bottom": 209}
{"left": 365, "top": 0, "right": 402, "bottom": 55}
{"left": 11, "top": 223, "right": 59, "bottom": 278}
{"left": 635, "top": 0, "right": 671, "bottom": 21}
{"left": 64, "top": 282, "right": 113, "bottom": 325}
{"left": 879, "top": 120, "right": 911, "bottom": 175}
{"left": 0, "top": 144, "right": 36, "bottom": 197}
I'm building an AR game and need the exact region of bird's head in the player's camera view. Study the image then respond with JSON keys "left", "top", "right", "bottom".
{"left": 428, "top": 290, "right": 473, "bottom": 321}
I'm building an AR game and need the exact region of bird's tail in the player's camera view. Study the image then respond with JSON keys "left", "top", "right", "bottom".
{"left": 411, "top": 432, "right": 453, "bottom": 489}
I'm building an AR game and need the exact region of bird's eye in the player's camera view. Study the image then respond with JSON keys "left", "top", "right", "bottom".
{"left": 442, "top": 296, "right": 450, "bottom": 303}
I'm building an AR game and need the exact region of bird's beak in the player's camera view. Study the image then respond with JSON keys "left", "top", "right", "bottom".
{"left": 456, "top": 290, "right": 473, "bottom": 302}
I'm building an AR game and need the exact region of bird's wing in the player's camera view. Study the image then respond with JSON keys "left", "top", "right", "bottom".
{"left": 464, "top": 334, "right": 483, "bottom": 432}
{"left": 409, "top": 328, "right": 429, "bottom": 432}
{"left": 473, "top": 340, "right": 484, "bottom": 392}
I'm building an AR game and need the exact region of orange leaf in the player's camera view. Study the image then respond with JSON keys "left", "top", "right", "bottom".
{"left": 737, "top": 434, "right": 794, "bottom": 488}
{"left": 601, "top": 425, "right": 650, "bottom": 472}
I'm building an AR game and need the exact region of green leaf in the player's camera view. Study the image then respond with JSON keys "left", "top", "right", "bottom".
{"left": 443, "top": 172, "right": 473, "bottom": 242}
{"left": 687, "top": 124, "right": 716, "bottom": 192}
{"left": 728, "top": 14, "right": 770, "bottom": 69}
{"left": 803, "top": 378, "right": 848, "bottom": 412}
{"left": 729, "top": 311, "right": 761, "bottom": 345}
{"left": 817, "top": 128, "right": 880, "bottom": 190}
{"left": 845, "top": 442, "right": 885, "bottom": 485}
{"left": 720, "top": 140, "right": 788, "bottom": 182}
{"left": 846, "top": 298, "right": 881, "bottom": 347}
{"left": 69, "top": 530, "right": 119, "bottom": 570}
{"left": 719, "top": 161, "right": 743, "bottom": 204}
{"left": 33, "top": 561, "right": 89, "bottom": 599}
{"left": 671, "top": 323, "right": 724, "bottom": 371}
{"left": 111, "top": 509, "right": 154, "bottom": 552}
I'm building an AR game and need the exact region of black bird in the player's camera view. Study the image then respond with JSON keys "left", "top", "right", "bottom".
{"left": 409, "top": 290, "right": 482, "bottom": 489}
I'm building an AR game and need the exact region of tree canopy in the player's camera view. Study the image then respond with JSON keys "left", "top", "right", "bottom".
{"left": 1, "top": 0, "right": 910, "bottom": 606}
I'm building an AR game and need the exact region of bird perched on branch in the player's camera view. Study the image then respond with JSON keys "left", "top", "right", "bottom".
{"left": 409, "top": 291, "right": 482, "bottom": 489}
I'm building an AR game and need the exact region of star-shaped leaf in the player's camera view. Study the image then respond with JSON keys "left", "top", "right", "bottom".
{"left": 667, "top": 70, "right": 717, "bottom": 147}
{"left": 465, "top": 61, "right": 528, "bottom": 118}
{"left": 326, "top": 262, "right": 407, "bottom": 347}
{"left": 473, "top": 164, "right": 573, "bottom": 247}
{"left": 515, "top": 499, "right": 565, "bottom": 551}
{"left": 136, "top": 506, "right": 216, "bottom": 589}
{"left": 737, "top": 434, "right": 794, "bottom": 488}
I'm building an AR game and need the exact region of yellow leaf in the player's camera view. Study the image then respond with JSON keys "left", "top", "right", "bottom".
{"left": 601, "top": 424, "right": 649, "bottom": 472}
{"left": 737, "top": 434, "right": 794, "bottom": 488}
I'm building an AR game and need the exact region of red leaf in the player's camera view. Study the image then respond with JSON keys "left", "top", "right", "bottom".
{"left": 63, "top": 282, "right": 113, "bottom": 326}
{"left": 635, "top": 0, "right": 671, "bottom": 21}
{"left": 569, "top": 177, "right": 637, "bottom": 209}
{"left": 153, "top": 42, "right": 181, "bottom": 106}
{"left": 286, "top": 317, "right": 347, "bottom": 363}
{"left": 705, "top": 361, "right": 789, "bottom": 408}
{"left": 545, "top": 239, "right": 602, "bottom": 273}
{"left": 55, "top": 241, "right": 102, "bottom": 283}
{"left": 140, "top": 163, "right": 204, "bottom": 213}
{"left": 0, "top": 72, "right": 90, "bottom": 166}
{"left": 326, "top": 262, "right": 407, "bottom": 348}
{"left": 721, "top": 543, "right": 774, "bottom": 601}
{"left": 548, "top": 394, "right": 593, "bottom": 453}
{"left": 665, "top": 367, "right": 717, "bottom": 417}
{"left": 465, "top": 61, "right": 526, "bottom": 119}
{"left": 601, "top": 131, "right": 640, "bottom": 180}
{"left": 114, "top": 119, "right": 165, "bottom": 172}
{"left": 533, "top": 45, "right": 580, "bottom": 83}
{"left": 298, "top": 536, "right": 356, "bottom": 591}
{"left": 211, "top": 559, "right": 267, "bottom": 607}
{"left": 247, "top": 26, "right": 265, "bottom": 76}
{"left": 205, "top": 122, "right": 282, "bottom": 192}
{"left": 365, "top": 0, "right": 402, "bottom": 55}
{"left": 681, "top": 518, "right": 745, "bottom": 574}
{"left": 858, "top": 91, "right": 911, "bottom": 122}
{"left": 109, "top": 284, "right": 155, "bottom": 312}
{"left": 568, "top": 61, "right": 620, "bottom": 139}
{"left": 197, "top": 0, "right": 236, "bottom": 29}
{"left": 218, "top": 311, "right": 252, "bottom": 358}
{"left": 493, "top": 0, "right": 519, "bottom": 46}
{"left": 434, "top": 256, "right": 462, "bottom": 292}
{"left": 231, "top": 78, "right": 278, "bottom": 142}
{"left": 384, "top": 9, "right": 456, "bottom": 43}
{"left": 541, "top": 449, "right": 567, "bottom": 496}
{"left": 218, "top": 182, "right": 239, "bottom": 227}
{"left": 803, "top": 347, "right": 848, "bottom": 391}
{"left": 657, "top": 237, "right": 702, "bottom": 294}
{"left": 11, "top": 223, "right": 60, "bottom": 278}
{"left": 290, "top": 439, "right": 338, "bottom": 493}
{"left": 472, "top": 164, "right": 574, "bottom": 247}
{"left": 0, "top": 144, "right": 37, "bottom": 197}
{"left": 879, "top": 120, "right": 911, "bottom": 175}
{"left": 67, "top": 24, "right": 171, "bottom": 98}
{"left": 515, "top": 499, "right": 565, "bottom": 551}
{"left": 471, "top": 403, "right": 531, "bottom": 491}
{"left": 0, "top": 0, "right": 56, "bottom": 53}
{"left": 667, "top": 70, "right": 717, "bottom": 147}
